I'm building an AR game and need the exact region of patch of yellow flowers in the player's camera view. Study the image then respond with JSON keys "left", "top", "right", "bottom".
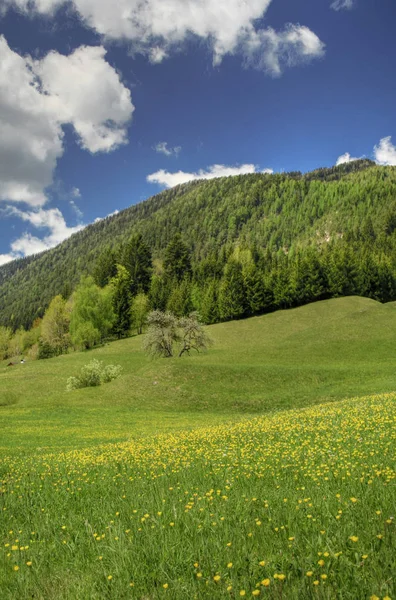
{"left": 0, "top": 393, "right": 395, "bottom": 598}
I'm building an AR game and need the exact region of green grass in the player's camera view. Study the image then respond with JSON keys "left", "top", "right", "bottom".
{"left": 0, "top": 297, "right": 396, "bottom": 598}
{"left": 1, "top": 296, "right": 396, "bottom": 452}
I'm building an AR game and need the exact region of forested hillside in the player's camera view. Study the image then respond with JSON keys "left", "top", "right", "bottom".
{"left": 1, "top": 158, "right": 396, "bottom": 330}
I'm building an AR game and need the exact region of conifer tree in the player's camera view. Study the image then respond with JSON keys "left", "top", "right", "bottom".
{"left": 218, "top": 260, "right": 246, "bottom": 320}
{"left": 164, "top": 234, "right": 192, "bottom": 283}
{"left": 93, "top": 247, "right": 117, "bottom": 288}
{"left": 110, "top": 265, "right": 132, "bottom": 338}
{"left": 120, "top": 234, "right": 152, "bottom": 296}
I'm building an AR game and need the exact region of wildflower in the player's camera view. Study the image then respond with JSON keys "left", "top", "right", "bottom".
{"left": 350, "top": 498, "right": 357, "bottom": 503}
{"left": 318, "top": 560, "right": 325, "bottom": 567}
{"left": 261, "top": 579, "right": 270, "bottom": 587}
{"left": 321, "top": 574, "right": 327, "bottom": 580}
{"left": 26, "top": 561, "right": 32, "bottom": 566}
{"left": 306, "top": 571, "right": 313, "bottom": 577}
{"left": 214, "top": 575, "right": 221, "bottom": 582}
{"left": 313, "top": 580, "right": 320, "bottom": 586}
{"left": 163, "top": 583, "right": 169, "bottom": 589}
{"left": 259, "top": 561, "right": 266, "bottom": 567}
{"left": 107, "top": 576, "right": 112, "bottom": 581}
{"left": 252, "top": 591, "right": 260, "bottom": 597}
{"left": 240, "top": 591, "right": 246, "bottom": 597}
{"left": 227, "top": 586, "right": 233, "bottom": 592}
{"left": 13, "top": 566, "right": 19, "bottom": 572}
{"left": 227, "top": 563, "right": 233, "bottom": 568}
{"left": 196, "top": 573, "right": 202, "bottom": 578}
{"left": 349, "top": 536, "right": 359, "bottom": 543}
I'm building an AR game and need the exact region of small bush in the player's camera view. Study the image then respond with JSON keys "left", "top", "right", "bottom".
{"left": 66, "top": 359, "right": 122, "bottom": 391}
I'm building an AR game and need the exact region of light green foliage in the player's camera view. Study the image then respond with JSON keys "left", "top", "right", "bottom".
{"left": 41, "top": 295, "right": 71, "bottom": 356}
{"left": 131, "top": 292, "right": 150, "bottom": 334}
{"left": 70, "top": 277, "right": 115, "bottom": 349}
{"left": 66, "top": 359, "right": 122, "bottom": 391}
{"left": 0, "top": 325, "right": 11, "bottom": 360}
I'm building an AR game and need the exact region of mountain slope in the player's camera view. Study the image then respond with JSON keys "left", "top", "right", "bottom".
{"left": 1, "top": 159, "right": 396, "bottom": 329}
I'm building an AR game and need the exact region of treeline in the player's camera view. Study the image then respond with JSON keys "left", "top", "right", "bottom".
{"left": 1, "top": 159, "right": 396, "bottom": 332}
{"left": 2, "top": 226, "right": 395, "bottom": 362}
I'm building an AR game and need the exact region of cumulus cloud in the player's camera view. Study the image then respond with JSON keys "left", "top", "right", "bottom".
{"left": 243, "top": 24, "right": 325, "bottom": 76}
{"left": 0, "top": 36, "right": 134, "bottom": 208}
{"left": 155, "top": 142, "right": 181, "bottom": 157}
{"left": 330, "top": 0, "right": 355, "bottom": 11}
{"left": 147, "top": 164, "right": 273, "bottom": 188}
{"left": 5, "top": 0, "right": 325, "bottom": 75}
{"left": 0, "top": 206, "right": 85, "bottom": 264}
{"left": 374, "top": 136, "right": 396, "bottom": 166}
{"left": 336, "top": 152, "right": 361, "bottom": 166}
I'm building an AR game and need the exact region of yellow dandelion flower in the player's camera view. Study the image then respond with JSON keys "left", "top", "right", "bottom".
{"left": 321, "top": 574, "right": 327, "bottom": 580}
{"left": 349, "top": 536, "right": 359, "bottom": 543}
{"left": 259, "top": 561, "right": 266, "bottom": 567}
{"left": 227, "top": 562, "right": 233, "bottom": 568}
{"left": 313, "top": 580, "right": 320, "bottom": 586}
{"left": 240, "top": 591, "right": 246, "bottom": 597}
{"left": 13, "top": 566, "right": 19, "bottom": 572}
{"left": 107, "top": 575, "right": 112, "bottom": 581}
{"left": 252, "top": 591, "right": 260, "bottom": 597}
{"left": 213, "top": 575, "right": 221, "bottom": 582}
{"left": 163, "top": 583, "right": 169, "bottom": 589}
{"left": 26, "top": 561, "right": 32, "bottom": 567}
{"left": 306, "top": 571, "right": 313, "bottom": 577}
{"left": 261, "top": 579, "right": 270, "bottom": 587}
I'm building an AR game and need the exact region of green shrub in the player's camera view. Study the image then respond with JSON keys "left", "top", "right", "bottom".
{"left": 66, "top": 359, "right": 122, "bottom": 391}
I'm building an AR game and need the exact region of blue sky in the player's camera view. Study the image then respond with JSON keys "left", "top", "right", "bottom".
{"left": 0, "top": 0, "right": 395, "bottom": 264}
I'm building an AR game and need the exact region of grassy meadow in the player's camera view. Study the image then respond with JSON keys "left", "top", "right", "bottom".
{"left": 1, "top": 297, "right": 396, "bottom": 598}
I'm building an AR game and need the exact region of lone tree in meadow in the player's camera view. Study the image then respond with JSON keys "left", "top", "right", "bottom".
{"left": 143, "top": 310, "right": 211, "bottom": 358}
{"left": 178, "top": 312, "right": 212, "bottom": 357}
{"left": 143, "top": 311, "right": 179, "bottom": 358}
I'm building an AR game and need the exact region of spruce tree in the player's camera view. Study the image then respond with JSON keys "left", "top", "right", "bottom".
{"left": 218, "top": 260, "right": 246, "bottom": 320}
{"left": 121, "top": 234, "right": 152, "bottom": 296}
{"left": 164, "top": 234, "right": 192, "bottom": 283}
{"left": 110, "top": 265, "right": 132, "bottom": 338}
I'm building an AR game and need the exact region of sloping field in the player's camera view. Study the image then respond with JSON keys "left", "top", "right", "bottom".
{"left": 0, "top": 393, "right": 395, "bottom": 598}
{"left": 1, "top": 296, "right": 396, "bottom": 451}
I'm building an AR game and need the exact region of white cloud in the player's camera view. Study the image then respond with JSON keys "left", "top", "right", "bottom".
{"left": 94, "top": 209, "right": 120, "bottom": 223}
{"left": 5, "top": 0, "right": 325, "bottom": 75}
{"left": 330, "top": 0, "right": 355, "bottom": 11}
{"left": 154, "top": 142, "right": 181, "bottom": 157}
{"left": 336, "top": 152, "right": 361, "bottom": 166}
{"left": 0, "top": 254, "right": 16, "bottom": 266}
{"left": 374, "top": 136, "right": 396, "bottom": 166}
{"left": 147, "top": 164, "right": 273, "bottom": 188}
{"left": 0, "top": 36, "right": 134, "bottom": 207}
{"left": 71, "top": 187, "right": 81, "bottom": 198}
{"left": 0, "top": 206, "right": 85, "bottom": 264}
{"left": 243, "top": 24, "right": 325, "bottom": 76}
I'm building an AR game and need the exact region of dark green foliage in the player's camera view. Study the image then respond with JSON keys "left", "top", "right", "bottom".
{"left": 111, "top": 265, "right": 132, "bottom": 338}
{"left": 93, "top": 247, "right": 118, "bottom": 288}
{"left": 163, "top": 234, "right": 192, "bottom": 283}
{"left": 218, "top": 260, "right": 247, "bottom": 320}
{"left": 120, "top": 234, "right": 152, "bottom": 296}
{"left": 1, "top": 161, "right": 396, "bottom": 331}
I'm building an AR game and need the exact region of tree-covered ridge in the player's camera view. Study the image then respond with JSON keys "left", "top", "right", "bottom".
{"left": 1, "top": 159, "right": 395, "bottom": 330}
